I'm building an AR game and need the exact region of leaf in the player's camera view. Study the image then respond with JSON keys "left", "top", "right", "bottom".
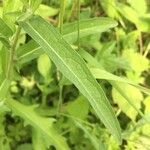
{"left": 3, "top": 0, "right": 23, "bottom": 31}
{"left": 32, "top": 128, "right": 47, "bottom": 150}
{"left": 0, "top": 79, "right": 10, "bottom": 101}
{"left": 17, "top": 40, "right": 43, "bottom": 65}
{"left": 30, "top": 0, "right": 42, "bottom": 12}
{"left": 17, "top": 17, "right": 118, "bottom": 64}
{"left": 128, "top": 0, "right": 147, "bottom": 15}
{"left": 90, "top": 68, "right": 150, "bottom": 95}
{"left": 62, "top": 17, "right": 118, "bottom": 43}
{"left": 0, "top": 18, "right": 13, "bottom": 37}
{"left": 66, "top": 96, "right": 89, "bottom": 120}
{"left": 117, "top": 3, "right": 139, "bottom": 24}
{"left": 99, "top": 0, "right": 119, "bottom": 18}
{"left": 37, "top": 54, "right": 52, "bottom": 79}
{"left": 123, "top": 49, "right": 149, "bottom": 73}
{"left": 18, "top": 15, "right": 122, "bottom": 143}
{"left": 74, "top": 121, "right": 101, "bottom": 150}
{"left": 0, "top": 34, "right": 10, "bottom": 48}
{"left": 144, "top": 97, "right": 150, "bottom": 114}
{"left": 112, "top": 83, "right": 143, "bottom": 121}
{"left": 35, "top": 4, "right": 59, "bottom": 18}
{"left": 5, "top": 99, "right": 69, "bottom": 150}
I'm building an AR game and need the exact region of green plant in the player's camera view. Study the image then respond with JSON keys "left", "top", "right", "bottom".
{"left": 0, "top": 0, "right": 150, "bottom": 149}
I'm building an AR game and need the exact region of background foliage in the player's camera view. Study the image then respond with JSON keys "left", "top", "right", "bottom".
{"left": 0, "top": 0, "right": 150, "bottom": 149}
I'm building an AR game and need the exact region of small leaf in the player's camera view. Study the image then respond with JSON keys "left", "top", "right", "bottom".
{"left": 35, "top": 4, "right": 59, "bottom": 18}
{"left": 112, "top": 83, "right": 143, "bottom": 121}
{"left": 66, "top": 96, "right": 89, "bottom": 120}
{"left": 123, "top": 49, "right": 149, "bottom": 73}
{"left": 37, "top": 54, "right": 51, "bottom": 79}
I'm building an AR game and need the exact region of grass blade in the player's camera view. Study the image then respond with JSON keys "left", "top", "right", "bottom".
{"left": 18, "top": 15, "right": 122, "bottom": 143}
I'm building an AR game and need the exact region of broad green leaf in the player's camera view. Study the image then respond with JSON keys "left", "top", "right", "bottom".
{"left": 17, "top": 17, "right": 118, "bottom": 64}
{"left": 37, "top": 54, "right": 52, "bottom": 79}
{"left": 117, "top": 3, "right": 139, "bottom": 24}
{"left": 0, "top": 18, "right": 13, "bottom": 37}
{"left": 112, "top": 83, "right": 143, "bottom": 121}
{"left": 66, "top": 96, "right": 89, "bottom": 120}
{"left": 128, "top": 0, "right": 147, "bottom": 14}
{"left": 5, "top": 99, "right": 69, "bottom": 150}
{"left": 112, "top": 82, "right": 147, "bottom": 122}
{"left": 123, "top": 49, "right": 149, "bottom": 74}
{"left": 19, "top": 15, "right": 122, "bottom": 143}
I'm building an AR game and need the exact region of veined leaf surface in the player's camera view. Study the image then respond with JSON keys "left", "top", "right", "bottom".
{"left": 19, "top": 15, "right": 122, "bottom": 143}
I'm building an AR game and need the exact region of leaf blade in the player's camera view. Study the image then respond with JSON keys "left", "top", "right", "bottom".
{"left": 19, "top": 15, "right": 122, "bottom": 143}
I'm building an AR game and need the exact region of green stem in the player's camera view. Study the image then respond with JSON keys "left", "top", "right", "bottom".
{"left": 77, "top": 0, "right": 80, "bottom": 50}
{"left": 57, "top": 0, "right": 66, "bottom": 114}
{"left": 41, "top": 93, "right": 47, "bottom": 107}
{"left": 6, "top": 27, "right": 21, "bottom": 79}
{"left": 58, "top": 0, "right": 66, "bottom": 33}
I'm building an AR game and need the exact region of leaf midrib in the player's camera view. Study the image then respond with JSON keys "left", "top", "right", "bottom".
{"left": 25, "top": 21, "right": 120, "bottom": 140}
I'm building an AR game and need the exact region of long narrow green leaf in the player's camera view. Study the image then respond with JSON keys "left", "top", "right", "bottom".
{"left": 91, "top": 68, "right": 150, "bottom": 95}
{"left": 17, "top": 17, "right": 118, "bottom": 64}
{"left": 62, "top": 17, "right": 118, "bottom": 43}
{"left": 5, "top": 99, "right": 69, "bottom": 150}
{"left": 18, "top": 15, "right": 122, "bottom": 143}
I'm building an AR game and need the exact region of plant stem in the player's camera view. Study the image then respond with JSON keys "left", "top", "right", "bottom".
{"left": 58, "top": 0, "right": 66, "bottom": 32}
{"left": 77, "top": 0, "right": 80, "bottom": 50}
{"left": 41, "top": 93, "right": 47, "bottom": 107}
{"left": 6, "top": 27, "right": 21, "bottom": 79}
{"left": 139, "top": 32, "right": 143, "bottom": 54}
{"left": 57, "top": 0, "right": 66, "bottom": 114}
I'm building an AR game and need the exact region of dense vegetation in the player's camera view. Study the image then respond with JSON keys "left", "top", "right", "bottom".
{"left": 0, "top": 0, "right": 150, "bottom": 149}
